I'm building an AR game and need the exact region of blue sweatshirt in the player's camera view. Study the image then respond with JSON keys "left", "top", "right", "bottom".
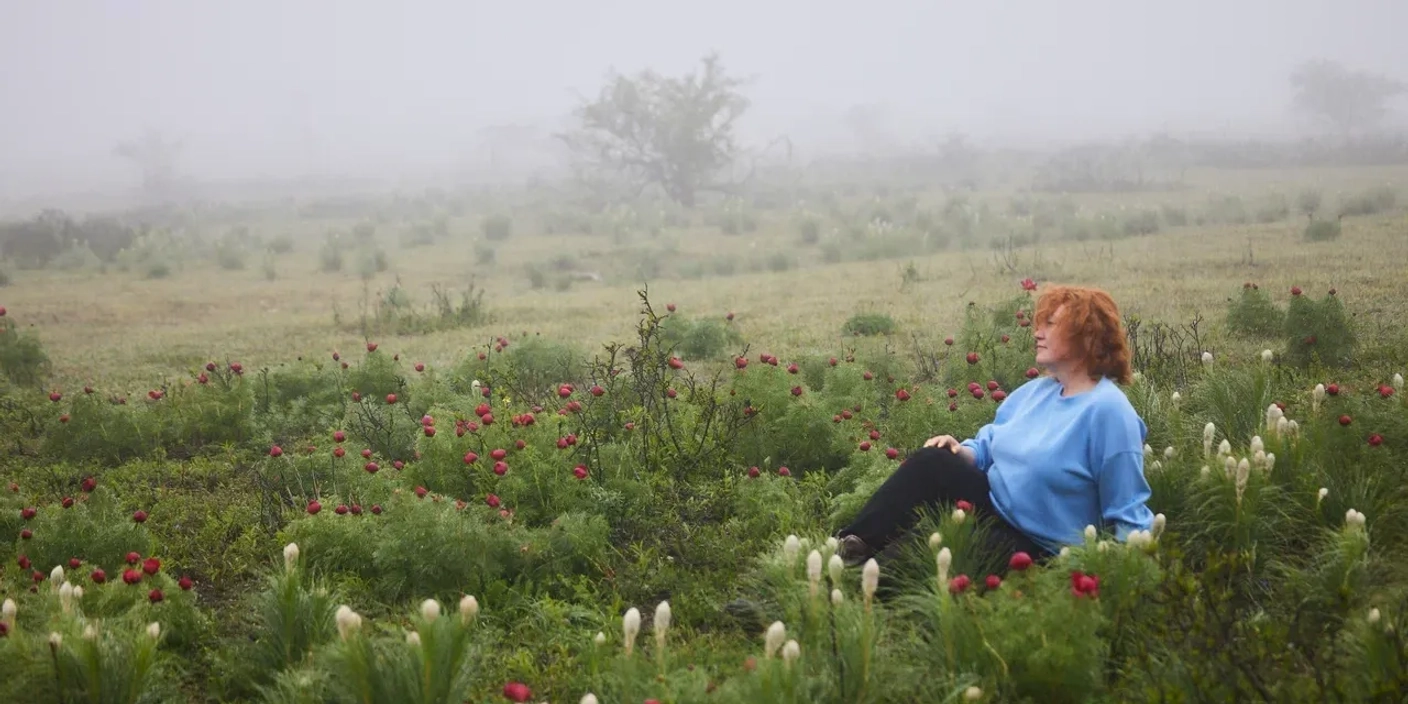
{"left": 960, "top": 375, "right": 1155, "bottom": 554}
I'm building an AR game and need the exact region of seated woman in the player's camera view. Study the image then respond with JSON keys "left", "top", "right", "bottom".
{"left": 836, "top": 284, "right": 1156, "bottom": 568}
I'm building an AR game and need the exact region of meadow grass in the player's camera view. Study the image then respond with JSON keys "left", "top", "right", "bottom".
{"left": 6, "top": 169, "right": 1407, "bottom": 392}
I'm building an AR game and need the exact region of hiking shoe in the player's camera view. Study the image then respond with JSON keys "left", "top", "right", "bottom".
{"left": 837, "top": 534, "right": 873, "bottom": 567}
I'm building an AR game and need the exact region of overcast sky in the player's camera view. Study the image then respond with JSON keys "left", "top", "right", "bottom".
{"left": 2, "top": 0, "right": 1405, "bottom": 201}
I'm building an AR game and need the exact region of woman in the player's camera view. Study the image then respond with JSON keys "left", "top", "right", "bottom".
{"left": 836, "top": 284, "right": 1156, "bottom": 567}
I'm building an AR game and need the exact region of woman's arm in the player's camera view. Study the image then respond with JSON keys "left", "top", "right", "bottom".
{"left": 1097, "top": 450, "right": 1156, "bottom": 540}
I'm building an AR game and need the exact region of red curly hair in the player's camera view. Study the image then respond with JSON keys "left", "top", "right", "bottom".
{"left": 1033, "top": 284, "right": 1134, "bottom": 385}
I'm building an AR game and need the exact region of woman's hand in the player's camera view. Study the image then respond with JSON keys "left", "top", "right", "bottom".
{"left": 925, "top": 435, "right": 976, "bottom": 463}
{"left": 923, "top": 435, "right": 964, "bottom": 453}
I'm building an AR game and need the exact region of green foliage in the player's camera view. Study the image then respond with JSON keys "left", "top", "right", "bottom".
{"left": 1304, "top": 218, "right": 1342, "bottom": 241}
{"left": 841, "top": 313, "right": 896, "bottom": 337}
{"left": 657, "top": 315, "right": 744, "bottom": 361}
{"left": 1283, "top": 290, "right": 1356, "bottom": 368}
{"left": 1225, "top": 283, "right": 1286, "bottom": 337}
{"left": 481, "top": 214, "right": 513, "bottom": 242}
{"left": 0, "top": 315, "right": 52, "bottom": 387}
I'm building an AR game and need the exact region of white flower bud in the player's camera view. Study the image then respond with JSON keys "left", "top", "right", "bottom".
{"left": 1224, "top": 455, "right": 1237, "bottom": 475}
{"left": 49, "top": 632, "right": 62, "bottom": 649}
{"left": 1200, "top": 465, "right": 1211, "bottom": 477}
{"left": 831, "top": 588, "right": 843, "bottom": 605}
{"left": 1394, "top": 373, "right": 1403, "bottom": 392}
{"left": 1164, "top": 446, "right": 1175, "bottom": 459}
{"left": 459, "top": 595, "right": 479, "bottom": 623}
{"left": 59, "top": 582, "right": 73, "bottom": 612}
{"left": 335, "top": 606, "right": 362, "bottom": 641}
{"left": 1152, "top": 513, "right": 1166, "bottom": 539}
{"left": 1250, "top": 436, "right": 1264, "bottom": 455}
{"left": 1218, "top": 439, "right": 1232, "bottom": 456}
{"left": 951, "top": 508, "right": 967, "bottom": 524}
{"left": 782, "top": 639, "right": 800, "bottom": 665}
{"left": 928, "top": 532, "right": 943, "bottom": 550}
{"left": 825, "top": 536, "right": 838, "bottom": 551}
{"left": 1369, "top": 608, "right": 1381, "bottom": 624}
{"left": 965, "top": 685, "right": 984, "bottom": 701}
{"left": 83, "top": 624, "right": 98, "bottom": 640}
{"left": 806, "top": 550, "right": 822, "bottom": 588}
{"left": 406, "top": 631, "right": 421, "bottom": 646}
{"left": 783, "top": 534, "right": 800, "bottom": 563}
{"left": 1201, "top": 351, "right": 1213, "bottom": 365}
{"left": 1317, "top": 487, "right": 1329, "bottom": 502}
{"left": 1098, "top": 540, "right": 1110, "bottom": 552}
{"left": 581, "top": 695, "right": 600, "bottom": 704}
{"left": 1152, "top": 460, "right": 1163, "bottom": 471}
{"left": 764, "top": 621, "right": 786, "bottom": 658}
{"left": 1, "top": 598, "right": 15, "bottom": 628}
{"left": 1084, "top": 524, "right": 1098, "bottom": 541}
{"left": 1143, "top": 444, "right": 1153, "bottom": 457}
{"left": 1261, "top": 349, "right": 1273, "bottom": 362}
{"left": 828, "top": 554, "right": 844, "bottom": 586}
{"left": 147, "top": 622, "right": 161, "bottom": 639}
{"left": 594, "top": 631, "right": 606, "bottom": 646}
{"left": 937, "top": 547, "right": 952, "bottom": 584}
{"left": 420, "top": 599, "right": 441, "bottom": 622}
{"left": 1346, "top": 508, "right": 1367, "bottom": 528}
{"left": 1313, "top": 384, "right": 1326, "bottom": 402}
{"left": 623, "top": 607, "right": 641, "bottom": 656}
{"left": 283, "top": 543, "right": 300, "bottom": 571}
{"left": 72, "top": 586, "right": 82, "bottom": 601}
{"left": 1253, "top": 449, "right": 1267, "bottom": 468}
{"left": 862, "top": 558, "right": 880, "bottom": 601}
{"left": 49, "top": 565, "right": 65, "bottom": 587}
{"left": 654, "top": 601, "right": 671, "bottom": 648}
{"left": 1265, "top": 453, "right": 1276, "bottom": 472}
{"left": 1171, "top": 391, "right": 1181, "bottom": 404}
{"left": 1204, "top": 422, "right": 1216, "bottom": 442}
{"left": 1059, "top": 546, "right": 1071, "bottom": 558}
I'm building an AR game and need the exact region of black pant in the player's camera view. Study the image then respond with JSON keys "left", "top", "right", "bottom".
{"left": 839, "top": 446, "right": 1053, "bottom": 562}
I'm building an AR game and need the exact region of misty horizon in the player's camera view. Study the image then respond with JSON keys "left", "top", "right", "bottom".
{"left": 2, "top": 0, "right": 1406, "bottom": 206}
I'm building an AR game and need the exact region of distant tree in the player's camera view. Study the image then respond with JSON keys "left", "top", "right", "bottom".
{"left": 114, "top": 130, "right": 183, "bottom": 201}
{"left": 1289, "top": 59, "right": 1406, "bottom": 136}
{"left": 559, "top": 52, "right": 751, "bottom": 207}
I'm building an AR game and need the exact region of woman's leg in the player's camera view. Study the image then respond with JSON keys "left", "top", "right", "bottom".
{"left": 838, "top": 446, "right": 992, "bottom": 556}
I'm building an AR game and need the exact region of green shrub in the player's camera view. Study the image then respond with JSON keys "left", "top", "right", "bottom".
{"left": 658, "top": 317, "right": 744, "bottom": 361}
{"left": 1224, "top": 283, "right": 1285, "bottom": 338}
{"left": 1282, "top": 289, "right": 1356, "bottom": 369}
{"left": 842, "top": 313, "right": 896, "bottom": 337}
{"left": 0, "top": 317, "right": 52, "bottom": 387}
{"left": 482, "top": 214, "right": 513, "bottom": 242}
{"left": 1304, "top": 218, "right": 1341, "bottom": 242}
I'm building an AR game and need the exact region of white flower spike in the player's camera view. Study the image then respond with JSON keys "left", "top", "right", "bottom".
{"left": 828, "top": 553, "right": 844, "bottom": 586}
{"left": 623, "top": 607, "right": 641, "bottom": 656}
{"left": 420, "top": 599, "right": 441, "bottom": 622}
{"left": 862, "top": 558, "right": 880, "bottom": 602}
{"left": 283, "top": 543, "right": 300, "bottom": 571}
{"left": 764, "top": 621, "right": 786, "bottom": 658}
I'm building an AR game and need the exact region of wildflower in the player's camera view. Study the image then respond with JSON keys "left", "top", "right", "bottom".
{"left": 806, "top": 550, "right": 822, "bottom": 594}
{"left": 1203, "top": 422, "right": 1216, "bottom": 456}
{"left": 1235, "top": 459, "right": 1251, "bottom": 502}
{"left": 764, "top": 621, "right": 786, "bottom": 658}
{"left": 1369, "top": 608, "right": 1381, "bottom": 624}
{"left": 1394, "top": 373, "right": 1404, "bottom": 392}
{"left": 862, "top": 558, "right": 880, "bottom": 603}
{"left": 1313, "top": 384, "right": 1326, "bottom": 410}
{"left": 1224, "top": 455, "right": 1237, "bottom": 476}
{"left": 459, "top": 595, "right": 479, "bottom": 623}
{"left": 937, "top": 546, "right": 953, "bottom": 584}
{"left": 928, "top": 532, "right": 943, "bottom": 549}
{"left": 421, "top": 599, "right": 441, "bottom": 622}
{"left": 781, "top": 639, "right": 800, "bottom": 666}
{"left": 1200, "top": 465, "right": 1210, "bottom": 477}
{"left": 594, "top": 631, "right": 606, "bottom": 646}
{"left": 50, "top": 565, "right": 65, "bottom": 587}
{"left": 1059, "top": 547, "right": 1071, "bottom": 558}
{"left": 581, "top": 695, "right": 600, "bottom": 704}
{"left": 335, "top": 605, "right": 362, "bottom": 641}
{"left": 147, "top": 622, "right": 160, "bottom": 640}
{"left": 828, "top": 553, "right": 844, "bottom": 587}
{"left": 1346, "top": 509, "right": 1367, "bottom": 528}
{"left": 502, "top": 682, "right": 532, "bottom": 702}
{"left": 951, "top": 508, "right": 967, "bottom": 524}
{"left": 1127, "top": 530, "right": 1153, "bottom": 549}
{"left": 831, "top": 589, "right": 843, "bottom": 605}
{"left": 654, "top": 601, "right": 671, "bottom": 651}
{"left": 59, "top": 582, "right": 73, "bottom": 612}
{"left": 783, "top": 535, "right": 800, "bottom": 563}
{"left": 1266, "top": 453, "right": 1276, "bottom": 472}
{"left": 1152, "top": 513, "right": 1167, "bottom": 540}
{"left": 283, "top": 543, "right": 299, "bottom": 571}
{"left": 1218, "top": 439, "right": 1232, "bottom": 457}
{"left": 1070, "top": 570, "right": 1100, "bottom": 598}
{"left": 1009, "top": 551, "right": 1033, "bottom": 571}
{"left": 1143, "top": 444, "right": 1153, "bottom": 457}
{"left": 1317, "top": 487, "right": 1329, "bottom": 505}
{"left": 965, "top": 686, "right": 984, "bottom": 701}
{"left": 1253, "top": 449, "right": 1267, "bottom": 468}
{"left": 1164, "top": 446, "right": 1175, "bottom": 459}
{"left": 1250, "top": 436, "right": 1264, "bottom": 455}
{"left": 1171, "top": 391, "right": 1181, "bottom": 404}
{"left": 1201, "top": 351, "right": 1213, "bottom": 365}
{"left": 825, "top": 536, "right": 838, "bottom": 551}
{"left": 1261, "top": 349, "right": 1273, "bottom": 362}
{"left": 1151, "top": 460, "right": 1162, "bottom": 471}
{"left": 623, "top": 607, "right": 641, "bottom": 656}
{"left": 406, "top": 632, "right": 421, "bottom": 647}
{"left": 49, "top": 632, "right": 62, "bottom": 650}
{"left": 83, "top": 624, "right": 98, "bottom": 640}
{"left": 1084, "top": 525, "right": 1098, "bottom": 541}
{"left": 2, "top": 599, "right": 15, "bottom": 630}
{"left": 949, "top": 574, "right": 971, "bottom": 594}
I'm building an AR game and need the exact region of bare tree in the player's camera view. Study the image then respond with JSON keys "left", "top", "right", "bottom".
{"left": 1290, "top": 59, "right": 1407, "bottom": 137}
{"left": 113, "top": 130, "right": 183, "bottom": 200}
{"left": 558, "top": 52, "right": 751, "bottom": 207}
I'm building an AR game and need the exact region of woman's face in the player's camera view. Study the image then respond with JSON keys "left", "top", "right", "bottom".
{"left": 1034, "top": 304, "right": 1073, "bottom": 370}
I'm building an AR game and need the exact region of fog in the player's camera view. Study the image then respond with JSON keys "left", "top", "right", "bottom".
{"left": 2, "top": 0, "right": 1405, "bottom": 205}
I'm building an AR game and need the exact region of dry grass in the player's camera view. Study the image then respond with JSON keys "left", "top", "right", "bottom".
{"left": 4, "top": 165, "right": 1407, "bottom": 390}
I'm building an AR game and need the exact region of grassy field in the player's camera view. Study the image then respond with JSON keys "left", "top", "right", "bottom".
{"left": 4, "top": 164, "right": 1408, "bottom": 390}
{"left": 2, "top": 160, "right": 1408, "bottom": 702}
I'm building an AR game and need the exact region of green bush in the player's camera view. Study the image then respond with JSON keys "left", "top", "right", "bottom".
{"left": 1225, "top": 283, "right": 1285, "bottom": 338}
{"left": 842, "top": 313, "right": 896, "bottom": 337}
{"left": 482, "top": 214, "right": 513, "bottom": 242}
{"left": 1304, "top": 218, "right": 1341, "bottom": 242}
{"left": 1282, "top": 288, "right": 1356, "bottom": 369}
